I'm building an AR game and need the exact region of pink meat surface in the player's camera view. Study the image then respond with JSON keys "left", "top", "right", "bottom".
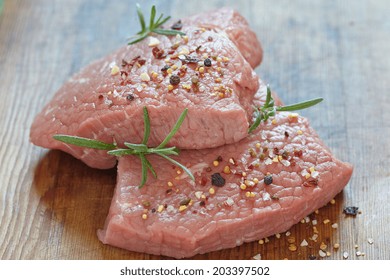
{"left": 98, "top": 92, "right": 353, "bottom": 259}
{"left": 30, "top": 18, "right": 261, "bottom": 169}
{"left": 184, "top": 7, "right": 263, "bottom": 68}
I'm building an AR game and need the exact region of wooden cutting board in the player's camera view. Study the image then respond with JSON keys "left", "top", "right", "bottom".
{"left": 0, "top": 0, "right": 389, "bottom": 260}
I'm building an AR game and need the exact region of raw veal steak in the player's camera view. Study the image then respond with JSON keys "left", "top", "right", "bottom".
{"left": 98, "top": 99, "right": 353, "bottom": 259}
{"left": 30, "top": 15, "right": 260, "bottom": 169}
{"left": 184, "top": 7, "right": 263, "bottom": 68}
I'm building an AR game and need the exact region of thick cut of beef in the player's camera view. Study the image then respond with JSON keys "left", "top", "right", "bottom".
{"left": 97, "top": 89, "right": 353, "bottom": 259}
{"left": 184, "top": 7, "right": 263, "bottom": 68}
{"left": 30, "top": 16, "right": 261, "bottom": 169}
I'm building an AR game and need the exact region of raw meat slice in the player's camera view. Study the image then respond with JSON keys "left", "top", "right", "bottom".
{"left": 184, "top": 7, "right": 263, "bottom": 68}
{"left": 30, "top": 24, "right": 260, "bottom": 169}
{"left": 97, "top": 92, "right": 353, "bottom": 258}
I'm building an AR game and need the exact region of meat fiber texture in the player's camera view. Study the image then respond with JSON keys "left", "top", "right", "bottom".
{"left": 98, "top": 87, "right": 353, "bottom": 259}
{"left": 30, "top": 9, "right": 262, "bottom": 169}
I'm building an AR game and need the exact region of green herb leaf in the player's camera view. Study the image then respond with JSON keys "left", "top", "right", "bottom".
{"left": 248, "top": 85, "right": 323, "bottom": 133}
{"left": 53, "top": 107, "right": 194, "bottom": 188}
{"left": 139, "top": 154, "right": 148, "bottom": 188}
{"left": 157, "top": 108, "right": 188, "bottom": 149}
{"left": 157, "top": 153, "right": 195, "bottom": 181}
{"left": 153, "top": 28, "right": 186, "bottom": 36}
{"left": 149, "top": 5, "right": 156, "bottom": 30}
{"left": 108, "top": 149, "right": 137, "bottom": 156}
{"left": 53, "top": 135, "right": 116, "bottom": 150}
{"left": 141, "top": 106, "right": 151, "bottom": 145}
{"left": 136, "top": 3, "right": 146, "bottom": 32}
{"left": 128, "top": 4, "right": 185, "bottom": 45}
{"left": 276, "top": 98, "right": 324, "bottom": 112}
{"left": 144, "top": 157, "right": 157, "bottom": 179}
{"left": 248, "top": 107, "right": 262, "bottom": 134}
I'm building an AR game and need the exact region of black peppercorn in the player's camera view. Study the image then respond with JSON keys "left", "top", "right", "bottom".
{"left": 169, "top": 75, "right": 180, "bottom": 85}
{"left": 343, "top": 206, "right": 359, "bottom": 216}
{"left": 264, "top": 174, "right": 273, "bottom": 185}
{"left": 204, "top": 58, "right": 212, "bottom": 67}
{"left": 211, "top": 173, "right": 225, "bottom": 187}
{"left": 126, "top": 94, "right": 135, "bottom": 101}
{"left": 171, "top": 20, "right": 183, "bottom": 30}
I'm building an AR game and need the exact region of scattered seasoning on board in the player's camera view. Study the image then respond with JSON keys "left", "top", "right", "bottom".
{"left": 343, "top": 206, "right": 359, "bottom": 216}
{"left": 211, "top": 173, "right": 225, "bottom": 187}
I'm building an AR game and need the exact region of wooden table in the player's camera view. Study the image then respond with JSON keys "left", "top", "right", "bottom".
{"left": 0, "top": 0, "right": 389, "bottom": 260}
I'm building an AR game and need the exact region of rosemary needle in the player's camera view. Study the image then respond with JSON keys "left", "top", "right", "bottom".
{"left": 128, "top": 4, "right": 185, "bottom": 45}
{"left": 248, "top": 86, "right": 323, "bottom": 134}
{"left": 53, "top": 107, "right": 193, "bottom": 188}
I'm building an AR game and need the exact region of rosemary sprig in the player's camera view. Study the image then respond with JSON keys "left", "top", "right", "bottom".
{"left": 128, "top": 4, "right": 185, "bottom": 45}
{"left": 53, "top": 107, "right": 194, "bottom": 188}
{"left": 248, "top": 86, "right": 323, "bottom": 133}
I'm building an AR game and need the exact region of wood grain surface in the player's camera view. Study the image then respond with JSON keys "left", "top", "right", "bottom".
{"left": 0, "top": 0, "right": 389, "bottom": 260}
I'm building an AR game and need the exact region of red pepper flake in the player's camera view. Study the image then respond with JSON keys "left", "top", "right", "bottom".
{"left": 196, "top": 45, "right": 202, "bottom": 52}
{"left": 138, "top": 59, "right": 146, "bottom": 65}
{"left": 284, "top": 131, "right": 290, "bottom": 137}
{"left": 166, "top": 188, "right": 173, "bottom": 195}
{"left": 120, "top": 71, "right": 128, "bottom": 78}
{"left": 152, "top": 47, "right": 165, "bottom": 59}
{"left": 98, "top": 94, "right": 104, "bottom": 100}
{"left": 121, "top": 59, "right": 129, "bottom": 67}
{"left": 294, "top": 150, "right": 303, "bottom": 157}
{"left": 273, "top": 147, "right": 280, "bottom": 155}
{"left": 208, "top": 36, "right": 213, "bottom": 42}
{"left": 171, "top": 20, "right": 183, "bottom": 30}
{"left": 199, "top": 201, "right": 206, "bottom": 207}
{"left": 205, "top": 167, "right": 212, "bottom": 172}
{"left": 303, "top": 178, "right": 318, "bottom": 187}
{"left": 200, "top": 177, "right": 208, "bottom": 186}
{"left": 281, "top": 151, "right": 289, "bottom": 160}
{"left": 216, "top": 156, "right": 223, "bottom": 162}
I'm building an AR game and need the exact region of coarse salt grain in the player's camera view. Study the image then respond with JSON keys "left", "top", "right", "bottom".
{"left": 195, "top": 191, "right": 203, "bottom": 199}
{"left": 319, "top": 250, "right": 327, "bottom": 258}
{"left": 140, "top": 72, "right": 150, "bottom": 82}
{"left": 300, "top": 239, "right": 308, "bottom": 247}
{"left": 367, "top": 238, "right": 374, "bottom": 244}
{"left": 331, "top": 223, "right": 338, "bottom": 229}
{"left": 225, "top": 197, "right": 234, "bottom": 206}
{"left": 253, "top": 253, "right": 261, "bottom": 260}
{"left": 111, "top": 65, "right": 120, "bottom": 76}
{"left": 343, "top": 252, "right": 349, "bottom": 259}
{"left": 148, "top": 36, "right": 160, "bottom": 47}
